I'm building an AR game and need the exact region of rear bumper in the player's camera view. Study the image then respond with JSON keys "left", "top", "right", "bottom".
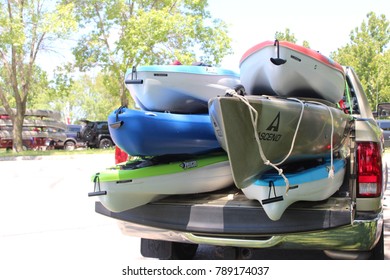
{"left": 95, "top": 190, "right": 383, "bottom": 252}
{"left": 116, "top": 212, "right": 383, "bottom": 252}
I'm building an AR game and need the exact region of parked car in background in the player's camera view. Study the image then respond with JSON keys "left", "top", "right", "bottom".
{"left": 376, "top": 103, "right": 390, "bottom": 148}
{"left": 79, "top": 120, "right": 114, "bottom": 149}
{"left": 53, "top": 124, "right": 87, "bottom": 151}
{"left": 376, "top": 120, "right": 390, "bottom": 148}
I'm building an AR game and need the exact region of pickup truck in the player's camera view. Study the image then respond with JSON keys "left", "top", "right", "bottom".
{"left": 93, "top": 66, "right": 387, "bottom": 260}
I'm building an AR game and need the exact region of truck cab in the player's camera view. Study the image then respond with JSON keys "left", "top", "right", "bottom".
{"left": 93, "top": 67, "right": 387, "bottom": 260}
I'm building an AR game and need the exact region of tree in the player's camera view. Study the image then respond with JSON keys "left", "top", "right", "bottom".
{"left": 275, "top": 28, "right": 297, "bottom": 43}
{"left": 0, "top": 0, "right": 76, "bottom": 152}
{"left": 66, "top": 0, "right": 233, "bottom": 108}
{"left": 275, "top": 28, "right": 310, "bottom": 48}
{"left": 331, "top": 12, "right": 390, "bottom": 108}
{"left": 66, "top": 74, "right": 121, "bottom": 122}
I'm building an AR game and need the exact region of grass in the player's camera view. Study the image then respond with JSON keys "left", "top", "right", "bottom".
{"left": 0, "top": 147, "right": 115, "bottom": 158}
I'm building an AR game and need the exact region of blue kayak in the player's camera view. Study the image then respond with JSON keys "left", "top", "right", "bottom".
{"left": 108, "top": 107, "right": 221, "bottom": 156}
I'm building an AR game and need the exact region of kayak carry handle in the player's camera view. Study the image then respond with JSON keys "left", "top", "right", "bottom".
{"left": 109, "top": 121, "right": 123, "bottom": 129}
{"left": 88, "top": 190, "right": 107, "bottom": 197}
{"left": 261, "top": 181, "right": 284, "bottom": 204}
{"left": 270, "top": 39, "right": 287, "bottom": 66}
{"left": 109, "top": 106, "right": 126, "bottom": 129}
{"left": 88, "top": 173, "right": 107, "bottom": 197}
{"left": 261, "top": 196, "right": 283, "bottom": 204}
{"left": 125, "top": 65, "right": 143, "bottom": 84}
{"left": 125, "top": 79, "right": 143, "bottom": 84}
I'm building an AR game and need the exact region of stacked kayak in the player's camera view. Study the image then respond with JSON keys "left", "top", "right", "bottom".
{"left": 89, "top": 153, "right": 233, "bottom": 212}
{"left": 91, "top": 64, "right": 238, "bottom": 212}
{"left": 206, "top": 40, "right": 351, "bottom": 220}
{"left": 0, "top": 108, "right": 66, "bottom": 149}
{"left": 242, "top": 158, "right": 346, "bottom": 221}
{"left": 125, "top": 65, "right": 241, "bottom": 113}
{"left": 90, "top": 43, "right": 351, "bottom": 220}
{"left": 209, "top": 94, "right": 352, "bottom": 190}
{"left": 107, "top": 107, "right": 221, "bottom": 156}
{"left": 239, "top": 40, "right": 345, "bottom": 103}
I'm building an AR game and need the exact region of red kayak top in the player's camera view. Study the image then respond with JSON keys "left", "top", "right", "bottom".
{"left": 239, "top": 40, "right": 344, "bottom": 74}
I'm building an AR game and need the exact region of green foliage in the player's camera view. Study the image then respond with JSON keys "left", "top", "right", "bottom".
{"left": 28, "top": 70, "right": 120, "bottom": 123}
{"left": 70, "top": 74, "right": 121, "bottom": 121}
{"left": 28, "top": 64, "right": 75, "bottom": 111}
{"left": 275, "top": 28, "right": 298, "bottom": 43}
{"left": 0, "top": 0, "right": 77, "bottom": 152}
{"left": 275, "top": 28, "right": 310, "bottom": 48}
{"left": 67, "top": 0, "right": 233, "bottom": 107}
{"left": 331, "top": 12, "right": 390, "bottom": 109}
{"left": 26, "top": 66, "right": 52, "bottom": 109}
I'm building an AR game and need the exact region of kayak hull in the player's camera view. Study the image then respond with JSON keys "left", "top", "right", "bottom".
{"left": 125, "top": 65, "right": 240, "bottom": 113}
{"left": 242, "top": 159, "right": 346, "bottom": 221}
{"left": 209, "top": 95, "right": 351, "bottom": 189}
{"left": 91, "top": 154, "right": 233, "bottom": 212}
{"left": 108, "top": 107, "right": 221, "bottom": 156}
{"left": 239, "top": 41, "right": 345, "bottom": 103}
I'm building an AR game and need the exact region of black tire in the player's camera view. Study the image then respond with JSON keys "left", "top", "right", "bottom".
{"left": 81, "top": 126, "right": 94, "bottom": 142}
{"left": 99, "top": 138, "right": 113, "bottom": 149}
{"left": 169, "top": 242, "right": 199, "bottom": 260}
{"left": 369, "top": 224, "right": 384, "bottom": 260}
{"left": 64, "top": 141, "right": 76, "bottom": 151}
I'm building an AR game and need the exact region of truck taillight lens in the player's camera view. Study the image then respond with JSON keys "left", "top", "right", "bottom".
{"left": 115, "top": 146, "right": 129, "bottom": 164}
{"left": 357, "top": 142, "right": 382, "bottom": 197}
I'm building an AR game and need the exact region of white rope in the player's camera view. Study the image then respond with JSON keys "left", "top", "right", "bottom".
{"left": 305, "top": 100, "right": 335, "bottom": 178}
{"left": 226, "top": 90, "right": 305, "bottom": 193}
{"left": 277, "top": 98, "right": 305, "bottom": 166}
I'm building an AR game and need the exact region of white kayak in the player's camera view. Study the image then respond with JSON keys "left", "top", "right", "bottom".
{"left": 239, "top": 40, "right": 345, "bottom": 103}
{"left": 242, "top": 158, "right": 346, "bottom": 221}
{"left": 125, "top": 65, "right": 241, "bottom": 113}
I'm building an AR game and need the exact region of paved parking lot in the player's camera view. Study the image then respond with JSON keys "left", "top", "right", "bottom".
{"left": 0, "top": 155, "right": 143, "bottom": 279}
{"left": 0, "top": 153, "right": 389, "bottom": 279}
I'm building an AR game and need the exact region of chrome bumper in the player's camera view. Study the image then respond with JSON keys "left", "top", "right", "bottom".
{"left": 118, "top": 213, "right": 383, "bottom": 252}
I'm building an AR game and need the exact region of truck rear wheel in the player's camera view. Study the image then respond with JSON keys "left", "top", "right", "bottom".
{"left": 324, "top": 224, "right": 384, "bottom": 260}
{"left": 140, "top": 239, "right": 198, "bottom": 260}
{"left": 369, "top": 224, "right": 384, "bottom": 260}
{"left": 170, "top": 242, "right": 199, "bottom": 260}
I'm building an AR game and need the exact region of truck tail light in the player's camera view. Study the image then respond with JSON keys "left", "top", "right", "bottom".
{"left": 115, "top": 146, "right": 129, "bottom": 164}
{"left": 356, "top": 142, "right": 382, "bottom": 197}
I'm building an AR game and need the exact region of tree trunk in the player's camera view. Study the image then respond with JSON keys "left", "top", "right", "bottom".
{"left": 120, "top": 84, "right": 129, "bottom": 107}
{"left": 12, "top": 105, "right": 27, "bottom": 152}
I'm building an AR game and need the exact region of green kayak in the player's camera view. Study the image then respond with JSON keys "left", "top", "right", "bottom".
{"left": 89, "top": 153, "right": 233, "bottom": 212}
{"left": 209, "top": 94, "right": 352, "bottom": 189}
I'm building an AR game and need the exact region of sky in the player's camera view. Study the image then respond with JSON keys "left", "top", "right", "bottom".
{"left": 37, "top": 0, "right": 389, "bottom": 74}
{"left": 207, "top": 0, "right": 390, "bottom": 71}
